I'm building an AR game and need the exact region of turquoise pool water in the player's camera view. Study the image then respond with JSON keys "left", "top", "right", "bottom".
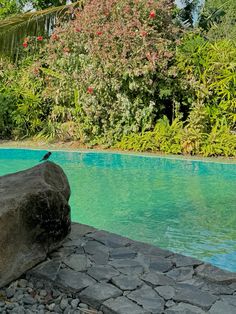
{"left": 0, "top": 148, "right": 236, "bottom": 272}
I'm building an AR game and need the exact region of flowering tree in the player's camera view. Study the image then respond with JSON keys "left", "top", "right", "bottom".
{"left": 32, "top": 0, "right": 182, "bottom": 143}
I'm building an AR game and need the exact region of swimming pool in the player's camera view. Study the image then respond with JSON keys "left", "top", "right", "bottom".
{"left": 0, "top": 148, "right": 236, "bottom": 272}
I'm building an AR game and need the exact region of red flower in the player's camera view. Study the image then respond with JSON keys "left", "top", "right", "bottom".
{"left": 37, "top": 36, "right": 43, "bottom": 41}
{"left": 87, "top": 87, "right": 94, "bottom": 94}
{"left": 75, "top": 28, "right": 81, "bottom": 33}
{"left": 96, "top": 31, "right": 103, "bottom": 36}
{"left": 22, "top": 42, "right": 28, "bottom": 48}
{"left": 149, "top": 10, "right": 156, "bottom": 18}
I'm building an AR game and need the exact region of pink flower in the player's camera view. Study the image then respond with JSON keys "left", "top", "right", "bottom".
{"left": 51, "top": 34, "right": 59, "bottom": 41}
{"left": 87, "top": 87, "right": 94, "bottom": 94}
{"left": 37, "top": 36, "right": 43, "bottom": 41}
{"left": 33, "top": 67, "right": 39, "bottom": 75}
{"left": 140, "top": 31, "right": 148, "bottom": 37}
{"left": 149, "top": 10, "right": 156, "bottom": 18}
{"left": 63, "top": 47, "right": 70, "bottom": 54}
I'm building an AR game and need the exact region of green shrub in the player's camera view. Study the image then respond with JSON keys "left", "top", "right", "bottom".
{"left": 0, "top": 60, "right": 17, "bottom": 138}
{"left": 176, "top": 35, "right": 236, "bottom": 130}
{"left": 117, "top": 116, "right": 183, "bottom": 154}
{"left": 117, "top": 116, "right": 236, "bottom": 157}
{"left": 33, "top": 0, "right": 181, "bottom": 144}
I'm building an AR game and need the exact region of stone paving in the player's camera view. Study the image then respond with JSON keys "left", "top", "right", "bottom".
{"left": 3, "top": 222, "right": 236, "bottom": 313}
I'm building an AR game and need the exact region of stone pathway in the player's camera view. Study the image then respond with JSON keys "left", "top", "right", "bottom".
{"left": 1, "top": 223, "right": 236, "bottom": 313}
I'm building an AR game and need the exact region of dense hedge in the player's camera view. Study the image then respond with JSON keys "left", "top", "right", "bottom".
{"left": 0, "top": 0, "right": 235, "bottom": 156}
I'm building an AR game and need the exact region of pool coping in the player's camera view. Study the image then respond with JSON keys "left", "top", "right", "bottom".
{"left": 26, "top": 222, "right": 236, "bottom": 314}
{"left": 0, "top": 145, "right": 236, "bottom": 165}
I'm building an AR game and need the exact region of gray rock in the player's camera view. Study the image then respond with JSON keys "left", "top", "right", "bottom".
{"left": 39, "top": 289, "right": 48, "bottom": 297}
{"left": 130, "top": 242, "right": 172, "bottom": 258}
{"left": 22, "top": 295, "right": 36, "bottom": 305}
{"left": 71, "top": 298, "right": 80, "bottom": 309}
{"left": 79, "top": 303, "right": 89, "bottom": 309}
{"left": 35, "top": 281, "right": 44, "bottom": 289}
{"left": 87, "top": 265, "right": 120, "bottom": 281}
{"left": 166, "top": 266, "right": 194, "bottom": 282}
{"left": 135, "top": 253, "right": 151, "bottom": 272}
{"left": 89, "top": 250, "right": 109, "bottom": 265}
{"left": 83, "top": 240, "right": 110, "bottom": 255}
{"left": 0, "top": 161, "right": 71, "bottom": 288}
{"left": 53, "top": 304, "right": 62, "bottom": 313}
{"left": 64, "top": 306, "right": 73, "bottom": 314}
{"left": 172, "top": 254, "right": 203, "bottom": 267}
{"left": 63, "top": 254, "right": 91, "bottom": 272}
{"left": 28, "top": 260, "right": 61, "bottom": 282}
{"left": 102, "top": 296, "right": 149, "bottom": 314}
{"left": 179, "top": 277, "right": 205, "bottom": 289}
{"left": 202, "top": 282, "right": 236, "bottom": 295}
{"left": 220, "top": 295, "right": 236, "bottom": 307}
{"left": 47, "top": 303, "right": 56, "bottom": 311}
{"left": 173, "top": 285, "right": 218, "bottom": 310}
{"left": 127, "top": 285, "right": 165, "bottom": 313}
{"left": 18, "top": 279, "right": 28, "bottom": 288}
{"left": 69, "top": 223, "right": 96, "bottom": 239}
{"left": 141, "top": 271, "right": 175, "bottom": 286}
{"left": 230, "top": 282, "right": 236, "bottom": 292}
{"left": 60, "top": 298, "right": 69, "bottom": 310}
{"left": 50, "top": 246, "right": 75, "bottom": 259}
{"left": 209, "top": 301, "right": 236, "bottom": 314}
{"left": 38, "top": 304, "right": 45, "bottom": 310}
{"left": 149, "top": 256, "right": 173, "bottom": 272}
{"left": 16, "top": 293, "right": 24, "bottom": 301}
{"left": 83, "top": 240, "right": 110, "bottom": 265}
{"left": 6, "top": 303, "right": 14, "bottom": 309}
{"left": 11, "top": 306, "right": 25, "bottom": 314}
{"left": 56, "top": 269, "right": 96, "bottom": 292}
{"left": 165, "top": 300, "right": 176, "bottom": 308}
{"left": 155, "top": 285, "right": 175, "bottom": 300}
{"left": 110, "top": 247, "right": 137, "bottom": 259}
{"left": 6, "top": 287, "right": 15, "bottom": 298}
{"left": 86, "top": 230, "right": 131, "bottom": 248}
{"left": 165, "top": 302, "right": 206, "bottom": 313}
{"left": 111, "top": 274, "right": 143, "bottom": 290}
{"left": 109, "top": 259, "right": 144, "bottom": 275}
{"left": 196, "top": 264, "right": 236, "bottom": 284}
{"left": 79, "top": 283, "right": 122, "bottom": 309}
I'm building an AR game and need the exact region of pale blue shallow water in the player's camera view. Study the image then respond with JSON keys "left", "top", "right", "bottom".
{"left": 0, "top": 148, "right": 236, "bottom": 272}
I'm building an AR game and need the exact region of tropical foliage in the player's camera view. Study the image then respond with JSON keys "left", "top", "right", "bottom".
{"left": 0, "top": 0, "right": 235, "bottom": 157}
{"left": 199, "top": 0, "right": 236, "bottom": 40}
{"left": 0, "top": 0, "right": 25, "bottom": 20}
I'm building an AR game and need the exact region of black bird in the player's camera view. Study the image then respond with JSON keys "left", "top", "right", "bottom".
{"left": 40, "top": 151, "right": 52, "bottom": 162}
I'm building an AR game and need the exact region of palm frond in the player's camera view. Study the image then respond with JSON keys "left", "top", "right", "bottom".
{"left": 0, "top": 1, "right": 83, "bottom": 59}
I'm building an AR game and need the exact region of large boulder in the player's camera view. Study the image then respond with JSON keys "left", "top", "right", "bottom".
{"left": 0, "top": 161, "right": 71, "bottom": 288}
